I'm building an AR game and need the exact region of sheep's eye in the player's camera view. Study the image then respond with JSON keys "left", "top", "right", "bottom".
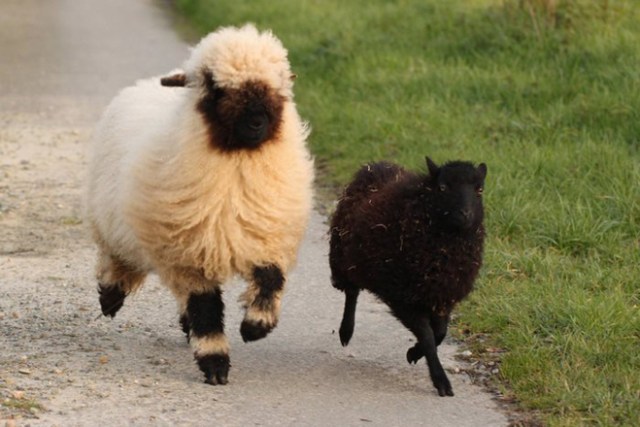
{"left": 476, "top": 186, "right": 483, "bottom": 195}
{"left": 439, "top": 184, "right": 447, "bottom": 192}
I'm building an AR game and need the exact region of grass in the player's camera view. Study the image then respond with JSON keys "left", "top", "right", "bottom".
{"left": 172, "top": 1, "right": 640, "bottom": 425}
{"left": 2, "top": 397, "right": 42, "bottom": 412}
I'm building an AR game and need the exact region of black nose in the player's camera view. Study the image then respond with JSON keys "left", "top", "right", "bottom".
{"left": 460, "top": 209, "right": 471, "bottom": 219}
{"left": 234, "top": 108, "right": 269, "bottom": 146}
{"left": 248, "top": 115, "right": 266, "bottom": 130}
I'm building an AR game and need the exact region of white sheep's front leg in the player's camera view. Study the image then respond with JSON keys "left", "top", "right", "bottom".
{"left": 168, "top": 269, "right": 230, "bottom": 385}
{"left": 185, "top": 288, "right": 230, "bottom": 385}
{"left": 239, "top": 264, "right": 285, "bottom": 342}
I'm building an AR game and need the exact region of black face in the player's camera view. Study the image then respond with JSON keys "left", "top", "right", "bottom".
{"left": 426, "top": 157, "right": 487, "bottom": 233}
{"left": 233, "top": 104, "right": 270, "bottom": 147}
{"left": 196, "top": 71, "right": 285, "bottom": 152}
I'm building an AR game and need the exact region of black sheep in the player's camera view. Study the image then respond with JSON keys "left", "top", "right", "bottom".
{"left": 329, "top": 157, "right": 487, "bottom": 397}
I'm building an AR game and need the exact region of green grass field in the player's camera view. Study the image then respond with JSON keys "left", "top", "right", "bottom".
{"left": 173, "top": 1, "right": 639, "bottom": 425}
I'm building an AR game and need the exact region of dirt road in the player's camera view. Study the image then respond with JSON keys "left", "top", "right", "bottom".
{"left": 0, "top": 1, "right": 508, "bottom": 425}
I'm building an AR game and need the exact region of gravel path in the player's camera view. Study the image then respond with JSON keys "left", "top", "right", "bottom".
{"left": 0, "top": 1, "right": 508, "bottom": 425}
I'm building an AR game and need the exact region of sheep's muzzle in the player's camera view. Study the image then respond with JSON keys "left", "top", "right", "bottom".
{"left": 198, "top": 78, "right": 285, "bottom": 152}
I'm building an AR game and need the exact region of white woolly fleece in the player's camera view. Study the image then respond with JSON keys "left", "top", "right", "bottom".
{"left": 86, "top": 25, "right": 314, "bottom": 296}
{"left": 184, "top": 24, "right": 294, "bottom": 98}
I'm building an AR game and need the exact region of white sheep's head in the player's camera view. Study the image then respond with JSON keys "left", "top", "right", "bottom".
{"left": 160, "top": 24, "right": 297, "bottom": 152}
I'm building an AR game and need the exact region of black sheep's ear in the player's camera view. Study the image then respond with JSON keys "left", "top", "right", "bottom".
{"left": 426, "top": 156, "right": 439, "bottom": 177}
{"left": 160, "top": 73, "right": 187, "bottom": 87}
{"left": 477, "top": 163, "right": 488, "bottom": 181}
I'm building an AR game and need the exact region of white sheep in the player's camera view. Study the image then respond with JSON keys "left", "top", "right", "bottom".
{"left": 85, "top": 24, "right": 314, "bottom": 385}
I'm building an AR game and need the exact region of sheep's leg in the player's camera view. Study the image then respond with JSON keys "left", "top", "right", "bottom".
{"left": 177, "top": 299, "right": 190, "bottom": 342}
{"left": 98, "top": 284, "right": 126, "bottom": 318}
{"left": 406, "top": 313, "right": 450, "bottom": 364}
{"left": 239, "top": 264, "right": 284, "bottom": 342}
{"left": 179, "top": 312, "right": 190, "bottom": 341}
{"left": 405, "top": 315, "right": 453, "bottom": 397}
{"left": 432, "top": 313, "right": 450, "bottom": 346}
{"left": 186, "top": 289, "right": 230, "bottom": 385}
{"left": 406, "top": 343, "right": 422, "bottom": 364}
{"left": 95, "top": 252, "right": 146, "bottom": 318}
{"left": 339, "top": 288, "right": 360, "bottom": 346}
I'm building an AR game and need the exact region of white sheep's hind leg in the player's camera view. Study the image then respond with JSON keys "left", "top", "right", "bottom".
{"left": 95, "top": 250, "right": 147, "bottom": 318}
{"left": 239, "top": 264, "right": 285, "bottom": 342}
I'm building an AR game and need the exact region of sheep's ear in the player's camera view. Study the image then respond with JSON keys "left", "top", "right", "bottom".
{"left": 477, "top": 163, "right": 488, "bottom": 181}
{"left": 426, "top": 156, "right": 439, "bottom": 177}
{"left": 160, "top": 73, "right": 187, "bottom": 87}
{"left": 290, "top": 73, "right": 297, "bottom": 81}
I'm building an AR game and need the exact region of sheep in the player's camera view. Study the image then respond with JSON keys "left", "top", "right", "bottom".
{"left": 85, "top": 24, "right": 314, "bottom": 386}
{"left": 329, "top": 157, "right": 487, "bottom": 396}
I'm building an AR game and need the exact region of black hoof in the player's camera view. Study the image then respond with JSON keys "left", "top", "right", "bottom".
{"left": 240, "top": 320, "right": 272, "bottom": 342}
{"left": 406, "top": 344, "right": 424, "bottom": 364}
{"left": 197, "top": 354, "right": 230, "bottom": 385}
{"left": 437, "top": 386, "right": 455, "bottom": 397}
{"left": 338, "top": 328, "right": 352, "bottom": 346}
{"left": 98, "top": 283, "right": 126, "bottom": 318}
{"left": 433, "top": 374, "right": 454, "bottom": 397}
{"left": 338, "top": 320, "right": 354, "bottom": 346}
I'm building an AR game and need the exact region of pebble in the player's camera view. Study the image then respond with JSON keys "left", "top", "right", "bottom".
{"left": 460, "top": 350, "right": 472, "bottom": 357}
{"left": 98, "top": 355, "right": 109, "bottom": 364}
{"left": 18, "top": 368, "right": 31, "bottom": 375}
{"left": 12, "top": 391, "right": 25, "bottom": 399}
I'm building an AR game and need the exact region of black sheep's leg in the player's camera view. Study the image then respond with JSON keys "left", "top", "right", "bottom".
{"left": 406, "top": 313, "right": 450, "bottom": 364}
{"left": 404, "top": 314, "right": 453, "bottom": 397}
{"left": 240, "top": 264, "right": 285, "bottom": 342}
{"left": 406, "top": 342, "right": 423, "bottom": 364}
{"left": 328, "top": 236, "right": 359, "bottom": 346}
{"left": 432, "top": 313, "right": 450, "bottom": 346}
{"left": 339, "top": 288, "right": 360, "bottom": 346}
{"left": 187, "top": 289, "right": 230, "bottom": 385}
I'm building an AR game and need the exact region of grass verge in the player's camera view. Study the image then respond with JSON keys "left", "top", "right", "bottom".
{"left": 171, "top": 1, "right": 640, "bottom": 425}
